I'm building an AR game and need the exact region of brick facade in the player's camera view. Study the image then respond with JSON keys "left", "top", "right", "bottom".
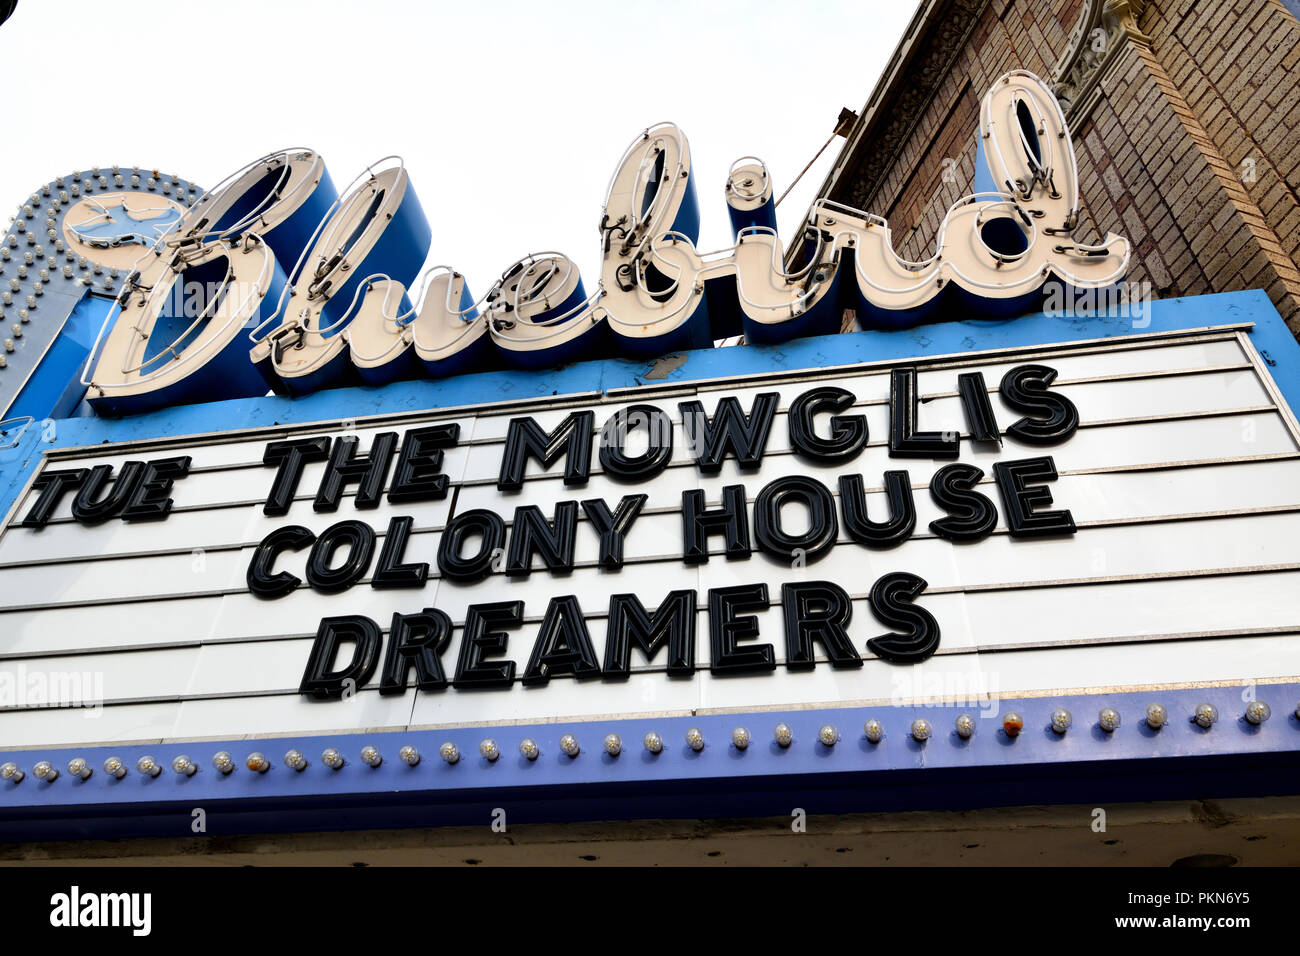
{"left": 821, "top": 0, "right": 1300, "bottom": 331}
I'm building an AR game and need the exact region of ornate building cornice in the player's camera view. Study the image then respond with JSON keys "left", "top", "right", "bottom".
{"left": 1051, "top": 0, "right": 1152, "bottom": 125}
{"left": 824, "top": 0, "right": 989, "bottom": 214}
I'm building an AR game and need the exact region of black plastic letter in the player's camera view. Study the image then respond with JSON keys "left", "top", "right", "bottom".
{"left": 497, "top": 411, "right": 594, "bottom": 490}
{"left": 753, "top": 475, "right": 838, "bottom": 565}
{"left": 506, "top": 502, "right": 578, "bottom": 577}
{"left": 71, "top": 462, "right": 145, "bottom": 523}
{"left": 522, "top": 595, "right": 602, "bottom": 685}
{"left": 603, "top": 591, "right": 697, "bottom": 677}
{"left": 580, "top": 495, "right": 647, "bottom": 570}
{"left": 599, "top": 405, "right": 673, "bottom": 481}
{"left": 380, "top": 609, "right": 452, "bottom": 694}
{"left": 678, "top": 393, "right": 778, "bottom": 474}
{"left": 262, "top": 437, "right": 330, "bottom": 516}
{"left": 866, "top": 572, "right": 940, "bottom": 664}
{"left": 388, "top": 423, "right": 459, "bottom": 503}
{"left": 681, "top": 485, "right": 752, "bottom": 563}
{"left": 838, "top": 471, "right": 916, "bottom": 548}
{"left": 299, "top": 615, "right": 382, "bottom": 699}
{"left": 1000, "top": 364, "right": 1079, "bottom": 444}
{"left": 957, "top": 371, "right": 1001, "bottom": 444}
{"left": 708, "top": 584, "right": 774, "bottom": 674}
{"left": 247, "top": 524, "right": 315, "bottom": 598}
{"left": 121, "top": 456, "right": 191, "bottom": 521}
{"left": 305, "top": 519, "right": 376, "bottom": 593}
{"left": 314, "top": 432, "right": 398, "bottom": 512}
{"left": 992, "top": 456, "right": 1076, "bottom": 538}
{"left": 787, "top": 386, "right": 867, "bottom": 463}
{"left": 928, "top": 463, "right": 997, "bottom": 542}
{"left": 453, "top": 601, "right": 521, "bottom": 688}
{"left": 782, "top": 581, "right": 862, "bottom": 669}
{"left": 889, "top": 367, "right": 959, "bottom": 459}
{"left": 371, "top": 515, "right": 429, "bottom": 588}
{"left": 20, "top": 469, "right": 87, "bottom": 528}
{"left": 436, "top": 509, "right": 507, "bottom": 583}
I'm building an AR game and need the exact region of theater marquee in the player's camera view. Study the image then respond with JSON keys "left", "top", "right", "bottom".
{"left": 3, "top": 318, "right": 1298, "bottom": 747}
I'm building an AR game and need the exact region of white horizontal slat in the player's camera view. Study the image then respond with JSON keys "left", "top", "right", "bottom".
{"left": 979, "top": 633, "right": 1300, "bottom": 694}
{"left": 0, "top": 597, "right": 223, "bottom": 657}
{"left": 0, "top": 700, "right": 180, "bottom": 749}
{"left": 694, "top": 339, "right": 1251, "bottom": 411}
{"left": 170, "top": 689, "right": 414, "bottom": 740}
{"left": 0, "top": 646, "right": 198, "bottom": 707}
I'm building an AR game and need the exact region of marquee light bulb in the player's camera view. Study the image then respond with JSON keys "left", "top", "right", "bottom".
{"left": 773, "top": 723, "right": 793, "bottom": 748}
{"left": 479, "top": 739, "right": 499, "bottom": 762}
{"left": 212, "top": 751, "right": 235, "bottom": 774}
{"left": 559, "top": 734, "right": 580, "bottom": 758}
{"left": 603, "top": 733, "right": 622, "bottom": 757}
{"left": 1002, "top": 712, "right": 1024, "bottom": 737}
{"left": 33, "top": 761, "right": 57, "bottom": 782}
{"left": 1050, "top": 708, "right": 1072, "bottom": 734}
{"left": 245, "top": 752, "right": 269, "bottom": 773}
{"left": 642, "top": 731, "right": 663, "bottom": 755}
{"left": 67, "top": 758, "right": 91, "bottom": 780}
{"left": 322, "top": 748, "right": 344, "bottom": 770}
{"left": 954, "top": 714, "right": 976, "bottom": 739}
{"left": 818, "top": 724, "right": 839, "bottom": 747}
{"left": 282, "top": 750, "right": 306, "bottom": 772}
{"left": 864, "top": 719, "right": 884, "bottom": 744}
{"left": 1245, "top": 700, "right": 1271, "bottom": 725}
{"left": 1193, "top": 703, "right": 1219, "bottom": 728}
{"left": 171, "top": 755, "right": 197, "bottom": 777}
{"left": 399, "top": 746, "right": 420, "bottom": 766}
{"left": 360, "top": 745, "right": 382, "bottom": 768}
{"left": 136, "top": 755, "right": 161, "bottom": 778}
{"left": 910, "top": 718, "right": 932, "bottom": 742}
{"left": 102, "top": 757, "right": 126, "bottom": 779}
{"left": 685, "top": 728, "right": 705, "bottom": 752}
{"left": 439, "top": 742, "right": 460, "bottom": 764}
{"left": 1098, "top": 707, "right": 1121, "bottom": 732}
{"left": 731, "top": 727, "right": 751, "bottom": 750}
{"left": 0, "top": 762, "right": 24, "bottom": 783}
{"left": 1145, "top": 703, "right": 1168, "bottom": 730}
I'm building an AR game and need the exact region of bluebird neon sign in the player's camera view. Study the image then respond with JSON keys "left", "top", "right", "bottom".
{"left": 23, "top": 70, "right": 1127, "bottom": 418}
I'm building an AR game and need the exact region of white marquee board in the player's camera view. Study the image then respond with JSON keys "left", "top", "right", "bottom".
{"left": 2, "top": 324, "right": 1299, "bottom": 748}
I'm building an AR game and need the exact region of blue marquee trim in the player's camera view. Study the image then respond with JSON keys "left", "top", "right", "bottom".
{"left": 0, "top": 683, "right": 1296, "bottom": 841}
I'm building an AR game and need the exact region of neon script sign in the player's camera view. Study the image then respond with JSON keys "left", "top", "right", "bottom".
{"left": 72, "top": 70, "right": 1127, "bottom": 417}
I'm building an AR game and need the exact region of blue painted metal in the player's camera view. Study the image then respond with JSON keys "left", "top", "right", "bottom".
{"left": 316, "top": 178, "right": 431, "bottom": 332}
{"left": 212, "top": 163, "right": 339, "bottom": 270}
{"left": 7, "top": 291, "right": 111, "bottom": 422}
{"left": 669, "top": 167, "right": 701, "bottom": 244}
{"left": 0, "top": 168, "right": 202, "bottom": 421}
{"left": 0, "top": 683, "right": 1296, "bottom": 841}
{"left": 726, "top": 194, "right": 778, "bottom": 239}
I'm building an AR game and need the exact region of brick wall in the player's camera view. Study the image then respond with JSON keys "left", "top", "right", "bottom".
{"left": 832, "top": 0, "right": 1300, "bottom": 330}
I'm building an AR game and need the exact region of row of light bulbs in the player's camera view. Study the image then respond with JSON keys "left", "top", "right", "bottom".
{"left": 0, "top": 700, "right": 1279, "bottom": 785}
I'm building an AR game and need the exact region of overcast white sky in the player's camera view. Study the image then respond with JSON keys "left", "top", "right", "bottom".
{"left": 0, "top": 0, "right": 918, "bottom": 286}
